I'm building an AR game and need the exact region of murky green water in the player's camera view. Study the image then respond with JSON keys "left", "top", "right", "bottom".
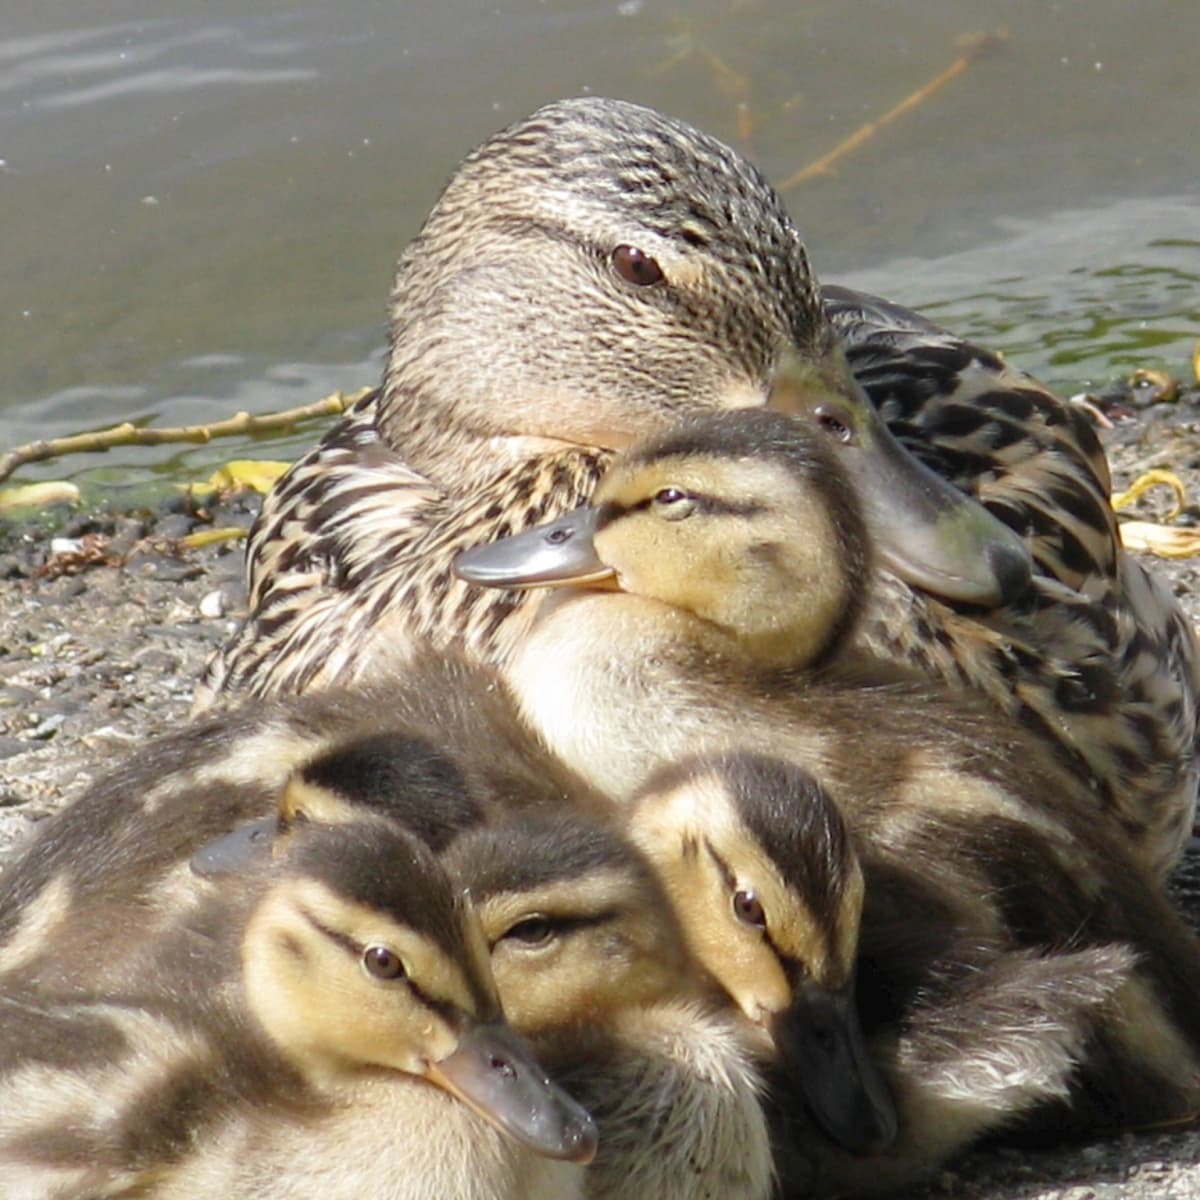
{"left": 3, "top": 0, "right": 1198, "bottom": 494}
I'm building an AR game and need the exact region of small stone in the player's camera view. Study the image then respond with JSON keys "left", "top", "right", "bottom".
{"left": 49, "top": 536, "right": 82, "bottom": 556}
{"left": 28, "top": 713, "right": 66, "bottom": 740}
{"left": 127, "top": 553, "right": 203, "bottom": 583}
{"left": 198, "top": 589, "right": 225, "bottom": 619}
{"left": 154, "top": 514, "right": 196, "bottom": 540}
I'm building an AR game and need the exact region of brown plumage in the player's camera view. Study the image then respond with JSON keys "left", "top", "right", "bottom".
{"left": 0, "top": 813, "right": 595, "bottom": 1199}
{"left": 196, "top": 97, "right": 1197, "bottom": 878}
{"left": 456, "top": 406, "right": 1200, "bottom": 1190}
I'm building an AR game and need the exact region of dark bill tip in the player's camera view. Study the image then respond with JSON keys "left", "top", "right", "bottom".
{"left": 427, "top": 1020, "right": 598, "bottom": 1164}
{"left": 773, "top": 984, "right": 898, "bottom": 1155}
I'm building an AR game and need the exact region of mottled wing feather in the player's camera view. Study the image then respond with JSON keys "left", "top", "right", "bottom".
{"left": 828, "top": 284, "right": 1200, "bottom": 870}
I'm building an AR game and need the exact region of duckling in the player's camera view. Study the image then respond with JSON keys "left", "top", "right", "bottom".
{"left": 621, "top": 751, "right": 896, "bottom": 1156}
{"left": 196, "top": 95, "right": 1198, "bottom": 879}
{"left": 624, "top": 754, "right": 1166, "bottom": 1197}
{"left": 0, "top": 651, "right": 600, "bottom": 998}
{"left": 0, "top": 669, "right": 801, "bottom": 1200}
{"left": 183, "top": 718, "right": 893, "bottom": 1164}
{"left": 188, "top": 745, "right": 785, "bottom": 1199}
{"left": 0, "top": 814, "right": 596, "bottom": 1199}
{"left": 451, "top": 407, "right": 1076, "bottom": 807}
{"left": 455, "top": 406, "right": 1200, "bottom": 1175}
{"left": 442, "top": 810, "right": 775, "bottom": 1200}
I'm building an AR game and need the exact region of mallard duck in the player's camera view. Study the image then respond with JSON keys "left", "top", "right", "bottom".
{"left": 0, "top": 812, "right": 595, "bottom": 1199}
{"left": 823, "top": 283, "right": 1200, "bottom": 876}
{"left": 195, "top": 96, "right": 1197, "bottom": 878}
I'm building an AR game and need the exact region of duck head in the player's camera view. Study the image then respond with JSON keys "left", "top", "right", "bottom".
{"left": 241, "top": 817, "right": 597, "bottom": 1163}
{"left": 627, "top": 752, "right": 897, "bottom": 1155}
{"left": 456, "top": 408, "right": 872, "bottom": 670}
{"left": 442, "top": 811, "right": 695, "bottom": 1040}
{"left": 393, "top": 96, "right": 1028, "bottom": 606}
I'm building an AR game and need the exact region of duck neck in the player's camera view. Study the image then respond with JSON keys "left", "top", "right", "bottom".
{"left": 379, "top": 382, "right": 607, "bottom": 495}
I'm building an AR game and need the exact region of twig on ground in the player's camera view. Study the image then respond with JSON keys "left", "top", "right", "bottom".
{"left": 0, "top": 389, "right": 371, "bottom": 486}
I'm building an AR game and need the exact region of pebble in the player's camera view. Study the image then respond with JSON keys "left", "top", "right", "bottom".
{"left": 27, "top": 713, "right": 66, "bottom": 740}
{"left": 198, "top": 589, "right": 225, "bottom": 619}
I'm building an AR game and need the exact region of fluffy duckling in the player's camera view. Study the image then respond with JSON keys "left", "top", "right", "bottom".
{"left": 0, "top": 652, "right": 600, "bottom": 991}
{"left": 0, "top": 814, "right": 595, "bottom": 1200}
{"left": 197, "top": 96, "right": 1197, "bottom": 880}
{"left": 442, "top": 810, "right": 775, "bottom": 1200}
{"left": 622, "top": 751, "right": 895, "bottom": 1156}
{"left": 456, "top": 406, "right": 1200, "bottom": 1170}
{"left": 625, "top": 754, "right": 1166, "bottom": 1196}
{"left": 451, "top": 407, "right": 1061, "bottom": 803}
{"left": 189, "top": 734, "right": 893, "bottom": 1164}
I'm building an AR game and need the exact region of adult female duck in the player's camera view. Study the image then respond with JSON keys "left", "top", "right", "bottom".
{"left": 197, "top": 97, "right": 1198, "bottom": 876}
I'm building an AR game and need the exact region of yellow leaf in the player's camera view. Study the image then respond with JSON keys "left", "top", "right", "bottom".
{"left": 1120, "top": 520, "right": 1200, "bottom": 558}
{"left": 185, "top": 460, "right": 290, "bottom": 498}
{"left": 183, "top": 526, "right": 250, "bottom": 549}
{"left": 0, "top": 481, "right": 81, "bottom": 514}
{"left": 1111, "top": 470, "right": 1187, "bottom": 521}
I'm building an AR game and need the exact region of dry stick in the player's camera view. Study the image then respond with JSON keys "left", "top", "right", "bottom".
{"left": 778, "top": 30, "right": 1007, "bottom": 192}
{"left": 0, "top": 389, "right": 371, "bottom": 486}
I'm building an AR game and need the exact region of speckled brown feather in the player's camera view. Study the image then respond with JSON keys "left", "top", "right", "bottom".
{"left": 197, "top": 102, "right": 1199, "bottom": 878}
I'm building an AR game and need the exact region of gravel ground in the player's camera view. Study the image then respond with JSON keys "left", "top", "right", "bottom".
{"left": 3, "top": 395, "right": 1200, "bottom": 1198}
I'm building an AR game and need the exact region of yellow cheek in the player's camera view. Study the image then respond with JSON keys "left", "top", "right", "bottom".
{"left": 694, "top": 922, "right": 792, "bottom": 1025}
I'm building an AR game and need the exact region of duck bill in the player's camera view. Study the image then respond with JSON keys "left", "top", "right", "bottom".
{"left": 190, "top": 817, "right": 279, "bottom": 879}
{"left": 768, "top": 346, "right": 1031, "bottom": 608}
{"left": 453, "top": 506, "right": 616, "bottom": 590}
{"left": 772, "top": 980, "right": 898, "bottom": 1154}
{"left": 426, "top": 1019, "right": 598, "bottom": 1163}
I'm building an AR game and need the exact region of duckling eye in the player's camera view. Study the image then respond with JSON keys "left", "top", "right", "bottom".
{"left": 814, "top": 405, "right": 854, "bottom": 445}
{"left": 503, "top": 917, "right": 556, "bottom": 948}
{"left": 652, "top": 488, "right": 696, "bottom": 520}
{"left": 612, "top": 245, "right": 664, "bottom": 287}
{"left": 363, "top": 945, "right": 407, "bottom": 980}
{"left": 732, "top": 890, "right": 766, "bottom": 929}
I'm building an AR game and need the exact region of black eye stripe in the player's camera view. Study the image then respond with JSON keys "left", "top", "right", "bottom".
{"left": 500, "top": 910, "right": 620, "bottom": 945}
{"left": 595, "top": 494, "right": 766, "bottom": 531}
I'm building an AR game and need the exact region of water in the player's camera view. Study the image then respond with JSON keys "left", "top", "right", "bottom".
{"left": 3, "top": 0, "right": 1198, "bottom": 493}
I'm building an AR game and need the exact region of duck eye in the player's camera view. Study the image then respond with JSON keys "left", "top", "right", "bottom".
{"left": 363, "top": 945, "right": 407, "bottom": 980}
{"left": 732, "top": 889, "right": 766, "bottom": 929}
{"left": 612, "top": 245, "right": 664, "bottom": 287}
{"left": 814, "top": 406, "right": 854, "bottom": 445}
{"left": 652, "top": 487, "right": 696, "bottom": 520}
{"left": 503, "top": 917, "right": 556, "bottom": 948}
